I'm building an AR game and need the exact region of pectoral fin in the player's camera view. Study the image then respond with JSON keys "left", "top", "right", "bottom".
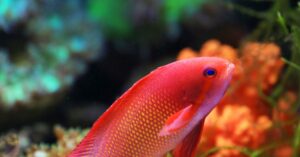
{"left": 172, "top": 119, "right": 205, "bottom": 157}
{"left": 159, "top": 104, "right": 195, "bottom": 136}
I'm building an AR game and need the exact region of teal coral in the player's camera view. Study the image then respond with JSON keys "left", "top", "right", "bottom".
{"left": 0, "top": 0, "right": 34, "bottom": 30}
{"left": 0, "top": 0, "right": 103, "bottom": 107}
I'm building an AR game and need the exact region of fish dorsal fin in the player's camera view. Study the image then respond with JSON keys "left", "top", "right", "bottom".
{"left": 159, "top": 104, "right": 196, "bottom": 136}
{"left": 172, "top": 119, "right": 205, "bottom": 157}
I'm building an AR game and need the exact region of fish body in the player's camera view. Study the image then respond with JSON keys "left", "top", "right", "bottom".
{"left": 69, "top": 57, "right": 234, "bottom": 157}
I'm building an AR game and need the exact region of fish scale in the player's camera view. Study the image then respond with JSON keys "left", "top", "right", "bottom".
{"left": 102, "top": 89, "right": 183, "bottom": 156}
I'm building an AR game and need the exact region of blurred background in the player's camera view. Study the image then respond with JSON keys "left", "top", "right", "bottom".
{"left": 0, "top": 0, "right": 299, "bottom": 156}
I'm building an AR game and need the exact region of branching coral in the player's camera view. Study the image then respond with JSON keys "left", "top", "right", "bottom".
{"left": 0, "top": 0, "right": 103, "bottom": 108}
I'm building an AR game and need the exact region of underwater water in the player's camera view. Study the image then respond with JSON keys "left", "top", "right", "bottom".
{"left": 0, "top": 0, "right": 299, "bottom": 157}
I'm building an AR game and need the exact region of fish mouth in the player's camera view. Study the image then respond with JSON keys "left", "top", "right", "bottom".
{"left": 221, "top": 62, "right": 235, "bottom": 93}
{"left": 219, "top": 62, "right": 235, "bottom": 89}
{"left": 225, "top": 62, "right": 235, "bottom": 78}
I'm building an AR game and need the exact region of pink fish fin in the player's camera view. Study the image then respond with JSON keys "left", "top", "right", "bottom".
{"left": 172, "top": 119, "right": 205, "bottom": 157}
{"left": 159, "top": 104, "right": 195, "bottom": 136}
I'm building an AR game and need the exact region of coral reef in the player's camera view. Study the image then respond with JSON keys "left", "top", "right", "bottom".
{"left": 0, "top": 0, "right": 102, "bottom": 108}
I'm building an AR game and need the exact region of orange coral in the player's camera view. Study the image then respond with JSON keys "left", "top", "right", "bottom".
{"left": 273, "top": 91, "right": 297, "bottom": 123}
{"left": 177, "top": 39, "right": 286, "bottom": 156}
{"left": 272, "top": 90, "right": 298, "bottom": 144}
{"left": 199, "top": 39, "right": 238, "bottom": 63}
{"left": 177, "top": 39, "right": 238, "bottom": 63}
{"left": 274, "top": 145, "right": 293, "bottom": 157}
{"left": 177, "top": 48, "right": 198, "bottom": 60}
{"left": 240, "top": 42, "right": 284, "bottom": 93}
{"left": 199, "top": 105, "right": 272, "bottom": 157}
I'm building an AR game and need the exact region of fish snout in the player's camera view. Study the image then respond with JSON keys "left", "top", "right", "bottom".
{"left": 224, "top": 62, "right": 235, "bottom": 78}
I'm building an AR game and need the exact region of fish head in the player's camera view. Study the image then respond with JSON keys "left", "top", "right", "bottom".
{"left": 176, "top": 57, "right": 235, "bottom": 117}
{"left": 158, "top": 57, "right": 235, "bottom": 136}
{"left": 194, "top": 57, "right": 234, "bottom": 116}
{"left": 196, "top": 57, "right": 235, "bottom": 103}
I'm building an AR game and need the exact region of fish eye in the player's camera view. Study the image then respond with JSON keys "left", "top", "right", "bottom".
{"left": 203, "top": 68, "right": 217, "bottom": 78}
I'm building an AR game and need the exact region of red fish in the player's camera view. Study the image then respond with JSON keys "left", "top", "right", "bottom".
{"left": 69, "top": 57, "right": 234, "bottom": 157}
